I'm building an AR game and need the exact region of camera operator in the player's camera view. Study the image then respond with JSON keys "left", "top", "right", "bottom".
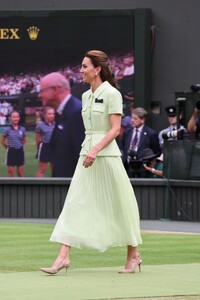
{"left": 187, "top": 100, "right": 200, "bottom": 138}
{"left": 122, "top": 107, "right": 161, "bottom": 177}
{"left": 158, "top": 105, "right": 186, "bottom": 148}
{"left": 142, "top": 148, "right": 163, "bottom": 178}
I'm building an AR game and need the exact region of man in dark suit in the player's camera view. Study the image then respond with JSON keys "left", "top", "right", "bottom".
{"left": 39, "top": 72, "right": 85, "bottom": 177}
{"left": 122, "top": 107, "right": 161, "bottom": 177}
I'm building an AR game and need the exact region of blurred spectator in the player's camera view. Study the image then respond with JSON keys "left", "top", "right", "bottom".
{"left": 7, "top": 102, "right": 14, "bottom": 115}
{"left": 0, "top": 112, "right": 6, "bottom": 125}
{"left": 123, "top": 56, "right": 134, "bottom": 77}
{"left": 1, "top": 111, "right": 26, "bottom": 177}
{"left": 38, "top": 72, "right": 85, "bottom": 177}
{"left": 0, "top": 52, "right": 134, "bottom": 96}
{"left": 35, "top": 107, "right": 55, "bottom": 177}
{"left": 187, "top": 105, "right": 200, "bottom": 138}
{"left": 0, "top": 100, "right": 9, "bottom": 117}
{"left": 20, "top": 79, "right": 34, "bottom": 93}
{"left": 142, "top": 148, "right": 163, "bottom": 178}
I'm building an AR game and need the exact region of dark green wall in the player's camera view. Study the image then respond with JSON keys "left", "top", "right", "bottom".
{"left": 1, "top": 0, "right": 200, "bottom": 131}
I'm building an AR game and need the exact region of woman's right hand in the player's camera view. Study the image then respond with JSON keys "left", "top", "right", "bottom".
{"left": 83, "top": 146, "right": 99, "bottom": 168}
{"left": 143, "top": 163, "right": 152, "bottom": 172}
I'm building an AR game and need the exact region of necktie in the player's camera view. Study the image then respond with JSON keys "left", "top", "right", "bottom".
{"left": 131, "top": 129, "right": 138, "bottom": 149}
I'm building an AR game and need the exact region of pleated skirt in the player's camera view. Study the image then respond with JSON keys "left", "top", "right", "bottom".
{"left": 50, "top": 156, "right": 142, "bottom": 252}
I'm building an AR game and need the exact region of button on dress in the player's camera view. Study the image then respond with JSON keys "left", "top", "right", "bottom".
{"left": 50, "top": 81, "right": 142, "bottom": 251}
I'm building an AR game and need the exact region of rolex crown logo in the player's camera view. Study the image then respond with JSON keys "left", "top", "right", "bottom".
{"left": 27, "top": 26, "right": 40, "bottom": 40}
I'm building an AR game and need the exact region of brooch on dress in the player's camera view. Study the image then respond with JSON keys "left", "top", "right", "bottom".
{"left": 95, "top": 98, "right": 104, "bottom": 103}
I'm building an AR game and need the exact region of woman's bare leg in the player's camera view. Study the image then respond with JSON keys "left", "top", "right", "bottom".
{"left": 36, "top": 162, "right": 48, "bottom": 177}
{"left": 8, "top": 166, "right": 15, "bottom": 177}
{"left": 124, "top": 246, "right": 139, "bottom": 268}
{"left": 119, "top": 245, "right": 142, "bottom": 273}
{"left": 40, "top": 244, "right": 71, "bottom": 274}
{"left": 51, "top": 244, "right": 71, "bottom": 268}
{"left": 17, "top": 165, "right": 24, "bottom": 177}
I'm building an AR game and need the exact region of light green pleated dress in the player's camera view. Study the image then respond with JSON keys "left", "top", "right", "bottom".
{"left": 50, "top": 81, "right": 142, "bottom": 251}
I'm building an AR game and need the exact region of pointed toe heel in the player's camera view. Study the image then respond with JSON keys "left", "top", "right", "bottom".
{"left": 40, "top": 263, "right": 70, "bottom": 275}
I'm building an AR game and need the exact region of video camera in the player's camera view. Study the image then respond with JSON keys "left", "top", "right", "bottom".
{"left": 127, "top": 148, "right": 137, "bottom": 160}
{"left": 127, "top": 148, "right": 143, "bottom": 172}
{"left": 162, "top": 128, "right": 185, "bottom": 140}
{"left": 142, "top": 159, "right": 152, "bottom": 167}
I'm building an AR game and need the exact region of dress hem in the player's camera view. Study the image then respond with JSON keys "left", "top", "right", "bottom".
{"left": 50, "top": 238, "right": 142, "bottom": 252}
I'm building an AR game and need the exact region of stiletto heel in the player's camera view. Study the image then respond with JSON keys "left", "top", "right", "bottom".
{"left": 118, "top": 254, "right": 142, "bottom": 274}
{"left": 40, "top": 262, "right": 70, "bottom": 275}
{"left": 138, "top": 258, "right": 142, "bottom": 272}
{"left": 65, "top": 266, "right": 69, "bottom": 275}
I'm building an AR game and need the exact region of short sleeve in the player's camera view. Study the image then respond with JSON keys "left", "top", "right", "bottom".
{"left": 108, "top": 89, "right": 123, "bottom": 115}
{"left": 2, "top": 127, "right": 8, "bottom": 137}
{"left": 35, "top": 123, "right": 41, "bottom": 133}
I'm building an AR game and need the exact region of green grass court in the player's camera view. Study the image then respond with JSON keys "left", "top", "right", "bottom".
{"left": 0, "top": 223, "right": 200, "bottom": 271}
{"left": 0, "top": 222, "right": 200, "bottom": 299}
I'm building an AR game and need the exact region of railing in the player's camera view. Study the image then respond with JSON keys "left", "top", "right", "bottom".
{"left": 1, "top": 178, "right": 199, "bottom": 221}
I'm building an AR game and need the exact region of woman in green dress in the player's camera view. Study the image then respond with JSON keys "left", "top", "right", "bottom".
{"left": 40, "top": 50, "right": 142, "bottom": 275}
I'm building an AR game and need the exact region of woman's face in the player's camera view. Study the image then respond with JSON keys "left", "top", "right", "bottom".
{"left": 10, "top": 112, "right": 20, "bottom": 125}
{"left": 168, "top": 115, "right": 177, "bottom": 125}
{"left": 45, "top": 109, "right": 55, "bottom": 123}
{"left": 80, "top": 57, "right": 98, "bottom": 84}
{"left": 150, "top": 159, "right": 156, "bottom": 167}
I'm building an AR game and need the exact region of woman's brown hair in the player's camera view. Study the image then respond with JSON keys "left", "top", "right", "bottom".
{"left": 85, "top": 50, "right": 119, "bottom": 89}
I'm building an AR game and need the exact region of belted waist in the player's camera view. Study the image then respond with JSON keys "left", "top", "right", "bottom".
{"left": 85, "top": 130, "right": 107, "bottom": 135}
{"left": 80, "top": 130, "right": 121, "bottom": 156}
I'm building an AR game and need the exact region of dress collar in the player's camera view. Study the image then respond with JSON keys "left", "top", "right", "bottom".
{"left": 88, "top": 81, "right": 110, "bottom": 99}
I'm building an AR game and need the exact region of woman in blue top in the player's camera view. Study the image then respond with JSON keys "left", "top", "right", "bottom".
{"left": 40, "top": 50, "right": 142, "bottom": 275}
{"left": 1, "top": 111, "right": 26, "bottom": 177}
{"left": 35, "top": 106, "right": 55, "bottom": 177}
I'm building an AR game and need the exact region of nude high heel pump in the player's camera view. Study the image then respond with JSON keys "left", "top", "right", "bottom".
{"left": 118, "top": 254, "right": 142, "bottom": 274}
{"left": 40, "top": 262, "right": 70, "bottom": 275}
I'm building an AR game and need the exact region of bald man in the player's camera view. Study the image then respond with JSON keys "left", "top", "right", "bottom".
{"left": 39, "top": 72, "right": 84, "bottom": 177}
